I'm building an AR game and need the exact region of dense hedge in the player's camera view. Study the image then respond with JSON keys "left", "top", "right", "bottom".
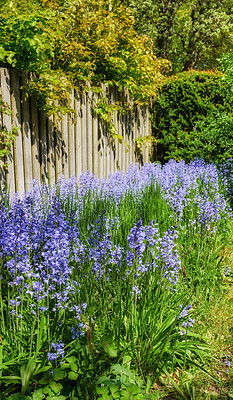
{"left": 151, "top": 70, "right": 233, "bottom": 163}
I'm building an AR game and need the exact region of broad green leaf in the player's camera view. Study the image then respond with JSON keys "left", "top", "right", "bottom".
{"left": 70, "top": 363, "right": 78, "bottom": 372}
{"left": 65, "top": 356, "right": 77, "bottom": 364}
{"left": 39, "top": 372, "right": 53, "bottom": 385}
{"left": 122, "top": 355, "right": 131, "bottom": 365}
{"left": 47, "top": 397, "right": 66, "bottom": 400}
{"left": 68, "top": 371, "right": 79, "bottom": 380}
{"left": 49, "top": 381, "right": 63, "bottom": 394}
{"left": 53, "top": 368, "right": 67, "bottom": 381}
{"left": 104, "top": 344, "right": 117, "bottom": 358}
{"left": 7, "top": 394, "right": 29, "bottom": 400}
{"left": 42, "top": 386, "right": 54, "bottom": 396}
{"left": 32, "top": 388, "right": 45, "bottom": 400}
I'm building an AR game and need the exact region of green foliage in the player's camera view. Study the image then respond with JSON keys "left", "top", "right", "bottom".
{"left": 96, "top": 362, "right": 161, "bottom": 399}
{"left": 0, "top": 0, "right": 168, "bottom": 117}
{"left": 218, "top": 52, "right": 233, "bottom": 76}
{"left": 95, "top": 97, "right": 125, "bottom": 139}
{"left": 0, "top": 97, "right": 18, "bottom": 166}
{"left": 135, "top": 136, "right": 157, "bottom": 152}
{"left": 193, "top": 112, "right": 233, "bottom": 163}
{"left": 151, "top": 70, "right": 233, "bottom": 163}
{"left": 121, "top": 0, "right": 233, "bottom": 72}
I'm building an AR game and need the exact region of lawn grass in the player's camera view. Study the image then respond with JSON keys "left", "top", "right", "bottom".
{"left": 160, "top": 222, "right": 233, "bottom": 399}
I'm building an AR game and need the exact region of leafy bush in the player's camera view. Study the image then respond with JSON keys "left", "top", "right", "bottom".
{"left": 0, "top": 0, "right": 169, "bottom": 115}
{"left": 218, "top": 52, "right": 233, "bottom": 76}
{"left": 151, "top": 70, "right": 233, "bottom": 163}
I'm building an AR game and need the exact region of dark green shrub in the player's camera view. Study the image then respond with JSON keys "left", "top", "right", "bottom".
{"left": 192, "top": 112, "right": 233, "bottom": 163}
{"left": 151, "top": 70, "right": 233, "bottom": 163}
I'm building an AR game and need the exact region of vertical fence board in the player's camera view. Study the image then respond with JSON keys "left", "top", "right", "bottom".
{"left": 111, "top": 86, "right": 117, "bottom": 175}
{"left": 134, "top": 104, "right": 139, "bottom": 165}
{"left": 75, "top": 89, "right": 82, "bottom": 179}
{"left": 119, "top": 114, "right": 124, "bottom": 172}
{"left": 113, "top": 87, "right": 118, "bottom": 172}
{"left": 125, "top": 94, "right": 130, "bottom": 171}
{"left": 93, "top": 91, "right": 99, "bottom": 176}
{"left": 86, "top": 86, "right": 93, "bottom": 172}
{"left": 81, "top": 91, "right": 88, "bottom": 173}
{"left": 21, "top": 72, "right": 33, "bottom": 191}
{"left": 61, "top": 113, "right": 69, "bottom": 179}
{"left": 11, "top": 70, "right": 25, "bottom": 196}
{"left": 106, "top": 135, "right": 110, "bottom": 177}
{"left": 39, "top": 111, "right": 48, "bottom": 184}
{"left": 0, "top": 102, "right": 4, "bottom": 187}
{"left": 1, "top": 68, "right": 15, "bottom": 194}
{"left": 68, "top": 90, "right": 76, "bottom": 177}
{"left": 140, "top": 107, "right": 145, "bottom": 164}
{"left": 145, "top": 105, "right": 150, "bottom": 162}
{"left": 109, "top": 87, "right": 115, "bottom": 175}
{"left": 117, "top": 110, "right": 121, "bottom": 172}
{"left": 31, "top": 95, "right": 41, "bottom": 183}
{"left": 125, "top": 113, "right": 129, "bottom": 172}
{"left": 0, "top": 76, "right": 5, "bottom": 188}
{"left": 122, "top": 89, "right": 127, "bottom": 172}
{"left": 98, "top": 116, "right": 104, "bottom": 178}
{"left": 47, "top": 116, "right": 55, "bottom": 186}
{"left": 98, "top": 83, "right": 105, "bottom": 178}
{"left": 142, "top": 106, "right": 148, "bottom": 163}
{"left": 129, "top": 100, "right": 134, "bottom": 166}
{"left": 105, "top": 87, "right": 110, "bottom": 178}
{"left": 135, "top": 105, "right": 141, "bottom": 165}
{"left": 55, "top": 115, "right": 63, "bottom": 179}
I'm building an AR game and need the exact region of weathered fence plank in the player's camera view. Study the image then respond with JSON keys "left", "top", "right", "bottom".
{"left": 39, "top": 110, "right": 48, "bottom": 184}
{"left": 68, "top": 90, "right": 76, "bottom": 177}
{"left": 81, "top": 91, "right": 88, "bottom": 173}
{"left": 10, "top": 70, "right": 25, "bottom": 197}
{"left": 1, "top": 68, "right": 15, "bottom": 194}
{"left": 86, "top": 84, "right": 92, "bottom": 173}
{"left": 75, "top": 89, "right": 82, "bottom": 179}
{"left": 47, "top": 115, "right": 55, "bottom": 186}
{"left": 0, "top": 99, "right": 5, "bottom": 187}
{"left": 93, "top": 91, "right": 99, "bottom": 176}
{"left": 31, "top": 95, "right": 41, "bottom": 184}
{"left": 61, "top": 112, "right": 69, "bottom": 179}
{"left": 21, "top": 72, "right": 33, "bottom": 191}
{"left": 54, "top": 114, "right": 63, "bottom": 181}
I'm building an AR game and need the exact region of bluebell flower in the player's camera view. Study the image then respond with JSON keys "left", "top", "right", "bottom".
{"left": 48, "top": 341, "right": 65, "bottom": 361}
{"left": 131, "top": 286, "right": 140, "bottom": 296}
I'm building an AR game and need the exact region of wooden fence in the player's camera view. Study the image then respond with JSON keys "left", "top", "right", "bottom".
{"left": 0, "top": 68, "right": 152, "bottom": 197}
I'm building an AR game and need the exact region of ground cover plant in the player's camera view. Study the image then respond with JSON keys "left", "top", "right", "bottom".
{"left": 0, "top": 159, "right": 232, "bottom": 399}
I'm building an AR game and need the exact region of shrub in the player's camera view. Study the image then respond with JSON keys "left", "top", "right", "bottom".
{"left": 151, "top": 70, "right": 233, "bottom": 163}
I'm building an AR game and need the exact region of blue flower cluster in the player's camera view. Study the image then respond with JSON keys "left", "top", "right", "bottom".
{"left": 0, "top": 158, "right": 230, "bottom": 363}
{"left": 47, "top": 341, "right": 65, "bottom": 361}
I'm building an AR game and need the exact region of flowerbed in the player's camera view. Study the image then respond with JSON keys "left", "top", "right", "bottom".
{"left": 0, "top": 159, "right": 232, "bottom": 399}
